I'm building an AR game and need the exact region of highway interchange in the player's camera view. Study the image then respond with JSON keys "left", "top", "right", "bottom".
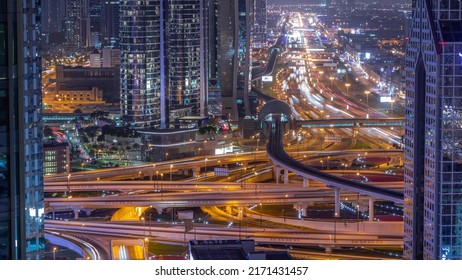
{"left": 45, "top": 12, "right": 405, "bottom": 260}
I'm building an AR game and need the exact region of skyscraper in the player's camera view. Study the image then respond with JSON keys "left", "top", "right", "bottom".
{"left": 120, "top": 0, "right": 209, "bottom": 128}
{"left": 120, "top": 0, "right": 163, "bottom": 128}
{"left": 217, "top": 0, "right": 254, "bottom": 121}
{"left": 42, "top": 0, "right": 66, "bottom": 35}
{"left": 0, "top": 0, "right": 44, "bottom": 260}
{"left": 164, "top": 0, "right": 209, "bottom": 122}
{"left": 89, "top": 0, "right": 102, "bottom": 48}
{"left": 254, "top": 0, "right": 267, "bottom": 48}
{"left": 101, "top": 0, "right": 120, "bottom": 48}
{"left": 65, "top": 0, "right": 90, "bottom": 47}
{"left": 405, "top": 0, "right": 462, "bottom": 260}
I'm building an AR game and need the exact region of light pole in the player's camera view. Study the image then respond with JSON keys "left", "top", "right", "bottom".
{"left": 155, "top": 171, "right": 159, "bottom": 192}
{"left": 320, "top": 160, "right": 324, "bottom": 170}
{"left": 160, "top": 173, "right": 164, "bottom": 200}
{"left": 170, "top": 164, "right": 173, "bottom": 181}
{"left": 53, "top": 247, "right": 57, "bottom": 260}
{"left": 334, "top": 213, "right": 337, "bottom": 245}
{"left": 204, "top": 158, "right": 208, "bottom": 179}
{"left": 67, "top": 174, "right": 71, "bottom": 195}
{"left": 152, "top": 164, "right": 156, "bottom": 191}
{"left": 260, "top": 202, "right": 263, "bottom": 228}
{"left": 365, "top": 90, "right": 370, "bottom": 118}
{"left": 345, "top": 83, "right": 351, "bottom": 96}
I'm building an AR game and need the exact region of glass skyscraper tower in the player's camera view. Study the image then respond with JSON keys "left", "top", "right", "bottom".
{"left": 165, "top": 0, "right": 208, "bottom": 122}
{"left": 120, "top": 0, "right": 163, "bottom": 128}
{"left": 405, "top": 0, "right": 462, "bottom": 260}
{"left": 120, "top": 0, "right": 209, "bottom": 128}
{"left": 218, "top": 0, "right": 254, "bottom": 121}
{"left": 0, "top": 0, "right": 44, "bottom": 259}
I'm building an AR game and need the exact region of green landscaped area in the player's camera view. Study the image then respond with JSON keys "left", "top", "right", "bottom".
{"left": 148, "top": 242, "right": 186, "bottom": 256}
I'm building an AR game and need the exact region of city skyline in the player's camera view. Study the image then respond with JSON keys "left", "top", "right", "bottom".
{"left": 2, "top": 0, "right": 457, "bottom": 261}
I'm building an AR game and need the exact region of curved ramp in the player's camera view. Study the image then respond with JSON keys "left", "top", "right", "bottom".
{"left": 266, "top": 119, "right": 403, "bottom": 204}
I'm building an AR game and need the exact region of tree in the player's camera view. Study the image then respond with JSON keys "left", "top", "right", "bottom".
{"left": 44, "top": 126, "right": 54, "bottom": 138}
{"left": 74, "top": 108, "right": 83, "bottom": 114}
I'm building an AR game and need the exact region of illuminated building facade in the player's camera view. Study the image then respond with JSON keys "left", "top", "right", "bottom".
{"left": 218, "top": 0, "right": 254, "bottom": 121}
{"left": 0, "top": 0, "right": 44, "bottom": 259}
{"left": 121, "top": 0, "right": 209, "bottom": 128}
{"left": 120, "top": 0, "right": 163, "bottom": 128}
{"left": 405, "top": 0, "right": 462, "bottom": 260}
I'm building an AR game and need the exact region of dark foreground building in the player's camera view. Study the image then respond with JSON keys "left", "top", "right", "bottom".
{"left": 0, "top": 0, "right": 44, "bottom": 259}
{"left": 405, "top": 0, "right": 462, "bottom": 260}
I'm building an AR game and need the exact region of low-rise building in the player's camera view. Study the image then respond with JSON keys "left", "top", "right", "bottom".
{"left": 44, "top": 142, "right": 70, "bottom": 175}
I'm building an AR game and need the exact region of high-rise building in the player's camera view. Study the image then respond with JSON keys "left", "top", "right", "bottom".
{"left": 120, "top": 0, "right": 209, "bottom": 128}
{"left": 404, "top": 0, "right": 462, "bottom": 260}
{"left": 42, "top": 0, "right": 66, "bottom": 35}
{"left": 101, "top": 0, "right": 120, "bottom": 48}
{"left": 254, "top": 0, "right": 267, "bottom": 48}
{"left": 207, "top": 0, "right": 221, "bottom": 116}
{"left": 65, "top": 0, "right": 91, "bottom": 47}
{"left": 217, "top": 0, "right": 254, "bottom": 121}
{"left": 120, "top": 0, "right": 163, "bottom": 128}
{"left": 89, "top": 0, "right": 102, "bottom": 48}
{"left": 0, "top": 0, "right": 44, "bottom": 259}
{"left": 164, "top": 0, "right": 209, "bottom": 123}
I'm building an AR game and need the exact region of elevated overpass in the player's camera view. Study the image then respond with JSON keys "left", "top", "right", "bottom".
{"left": 258, "top": 100, "right": 403, "bottom": 220}
{"left": 45, "top": 180, "right": 402, "bottom": 194}
{"left": 296, "top": 118, "right": 404, "bottom": 129}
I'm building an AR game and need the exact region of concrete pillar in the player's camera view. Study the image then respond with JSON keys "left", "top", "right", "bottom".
{"left": 284, "top": 169, "right": 289, "bottom": 185}
{"left": 73, "top": 209, "right": 80, "bottom": 219}
{"left": 303, "top": 179, "right": 309, "bottom": 188}
{"left": 369, "top": 198, "right": 375, "bottom": 222}
{"left": 192, "top": 167, "right": 200, "bottom": 178}
{"left": 52, "top": 209, "right": 55, "bottom": 220}
{"left": 183, "top": 169, "right": 189, "bottom": 176}
{"left": 276, "top": 167, "right": 281, "bottom": 184}
{"left": 84, "top": 209, "right": 93, "bottom": 216}
{"left": 334, "top": 188, "right": 340, "bottom": 217}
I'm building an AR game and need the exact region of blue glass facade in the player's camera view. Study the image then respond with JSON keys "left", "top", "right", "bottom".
{"left": 0, "top": 0, "right": 44, "bottom": 260}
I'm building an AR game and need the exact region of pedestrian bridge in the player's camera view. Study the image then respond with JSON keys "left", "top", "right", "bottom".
{"left": 296, "top": 118, "right": 404, "bottom": 129}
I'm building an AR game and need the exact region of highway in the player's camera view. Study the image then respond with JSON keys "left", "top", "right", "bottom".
{"left": 45, "top": 180, "right": 402, "bottom": 193}
{"left": 45, "top": 220, "right": 403, "bottom": 248}
{"left": 266, "top": 118, "right": 403, "bottom": 204}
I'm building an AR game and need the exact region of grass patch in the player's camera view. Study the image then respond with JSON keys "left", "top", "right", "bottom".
{"left": 148, "top": 242, "right": 186, "bottom": 256}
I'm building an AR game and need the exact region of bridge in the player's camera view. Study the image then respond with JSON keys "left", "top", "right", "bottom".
{"left": 296, "top": 118, "right": 404, "bottom": 129}
{"left": 258, "top": 100, "right": 404, "bottom": 220}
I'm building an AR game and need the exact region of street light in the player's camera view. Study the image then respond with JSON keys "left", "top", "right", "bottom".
{"left": 170, "top": 164, "right": 173, "bottom": 181}
{"left": 204, "top": 158, "right": 208, "bottom": 179}
{"left": 320, "top": 160, "right": 324, "bottom": 170}
{"left": 329, "top": 76, "right": 334, "bottom": 88}
{"left": 364, "top": 90, "right": 370, "bottom": 118}
{"left": 345, "top": 83, "right": 351, "bottom": 96}
{"left": 165, "top": 152, "right": 169, "bottom": 161}
{"left": 53, "top": 247, "right": 57, "bottom": 260}
{"left": 67, "top": 174, "right": 71, "bottom": 195}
